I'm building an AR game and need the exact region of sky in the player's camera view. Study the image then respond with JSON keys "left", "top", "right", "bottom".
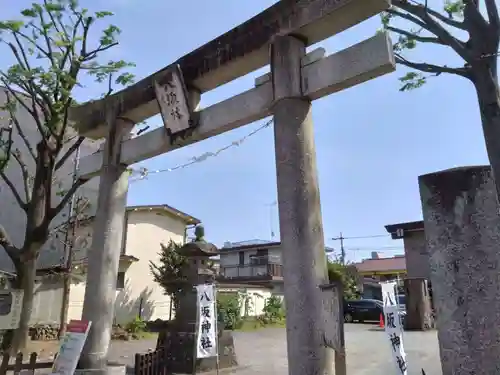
{"left": 2, "top": 0, "right": 493, "bottom": 262}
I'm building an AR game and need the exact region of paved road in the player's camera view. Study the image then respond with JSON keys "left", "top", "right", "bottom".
{"left": 109, "top": 324, "right": 442, "bottom": 375}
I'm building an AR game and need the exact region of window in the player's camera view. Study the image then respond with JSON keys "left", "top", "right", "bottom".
{"left": 116, "top": 272, "right": 125, "bottom": 290}
{"left": 0, "top": 292, "right": 12, "bottom": 316}
{"left": 356, "top": 300, "right": 377, "bottom": 309}
{"left": 239, "top": 252, "right": 245, "bottom": 266}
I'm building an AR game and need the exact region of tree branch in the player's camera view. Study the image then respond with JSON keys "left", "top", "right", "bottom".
{"left": 462, "top": 0, "right": 490, "bottom": 37}
{"left": 3, "top": 37, "right": 52, "bottom": 116}
{"left": 386, "top": 8, "right": 432, "bottom": 34}
{"left": 0, "top": 225, "right": 21, "bottom": 266}
{"left": 484, "top": 0, "right": 500, "bottom": 40}
{"left": 0, "top": 168, "right": 27, "bottom": 211}
{"left": 55, "top": 136, "right": 84, "bottom": 171}
{"left": 3, "top": 93, "right": 36, "bottom": 160}
{"left": 386, "top": 26, "right": 445, "bottom": 45}
{"left": 0, "top": 80, "right": 47, "bottom": 144}
{"left": 392, "top": 0, "right": 471, "bottom": 61}
{"left": 49, "top": 177, "right": 88, "bottom": 221}
{"left": 416, "top": 1, "right": 467, "bottom": 30}
{"left": 0, "top": 124, "right": 13, "bottom": 171}
{"left": 395, "top": 53, "right": 472, "bottom": 78}
{"left": 11, "top": 149, "right": 32, "bottom": 202}
{"left": 83, "top": 43, "right": 118, "bottom": 61}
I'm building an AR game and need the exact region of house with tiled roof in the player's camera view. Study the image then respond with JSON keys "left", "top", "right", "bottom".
{"left": 354, "top": 252, "right": 407, "bottom": 280}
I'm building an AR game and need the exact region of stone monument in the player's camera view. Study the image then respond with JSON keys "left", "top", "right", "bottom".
{"left": 156, "top": 226, "right": 237, "bottom": 374}
{"left": 419, "top": 166, "right": 500, "bottom": 375}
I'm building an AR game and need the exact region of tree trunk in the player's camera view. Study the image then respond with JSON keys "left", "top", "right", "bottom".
{"left": 473, "top": 63, "right": 500, "bottom": 201}
{"left": 58, "top": 272, "right": 71, "bottom": 338}
{"left": 10, "top": 258, "right": 37, "bottom": 354}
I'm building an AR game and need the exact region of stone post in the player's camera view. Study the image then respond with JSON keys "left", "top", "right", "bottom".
{"left": 419, "top": 166, "right": 500, "bottom": 375}
{"left": 271, "top": 35, "right": 334, "bottom": 375}
{"left": 78, "top": 108, "right": 134, "bottom": 373}
{"left": 403, "top": 278, "right": 433, "bottom": 330}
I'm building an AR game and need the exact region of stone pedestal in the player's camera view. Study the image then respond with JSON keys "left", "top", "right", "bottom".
{"left": 419, "top": 166, "right": 500, "bottom": 375}
{"left": 156, "top": 321, "right": 237, "bottom": 374}
{"left": 403, "top": 278, "right": 433, "bottom": 331}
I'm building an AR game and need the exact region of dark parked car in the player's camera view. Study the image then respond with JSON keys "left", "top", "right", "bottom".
{"left": 343, "top": 299, "right": 406, "bottom": 326}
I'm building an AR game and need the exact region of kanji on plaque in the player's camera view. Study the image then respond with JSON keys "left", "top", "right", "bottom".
{"left": 195, "top": 284, "right": 218, "bottom": 359}
{"left": 154, "top": 64, "right": 192, "bottom": 135}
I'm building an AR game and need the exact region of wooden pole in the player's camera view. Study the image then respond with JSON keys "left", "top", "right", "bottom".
{"left": 59, "top": 145, "right": 81, "bottom": 338}
{"left": 271, "top": 35, "right": 334, "bottom": 375}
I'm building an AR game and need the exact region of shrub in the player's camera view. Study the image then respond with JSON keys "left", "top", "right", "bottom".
{"left": 260, "top": 295, "right": 285, "bottom": 324}
{"left": 125, "top": 316, "right": 146, "bottom": 334}
{"left": 217, "top": 292, "right": 243, "bottom": 330}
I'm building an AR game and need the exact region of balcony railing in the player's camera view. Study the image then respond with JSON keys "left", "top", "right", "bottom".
{"left": 220, "top": 263, "right": 283, "bottom": 279}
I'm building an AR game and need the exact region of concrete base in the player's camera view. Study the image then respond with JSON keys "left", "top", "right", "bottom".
{"left": 74, "top": 364, "right": 126, "bottom": 375}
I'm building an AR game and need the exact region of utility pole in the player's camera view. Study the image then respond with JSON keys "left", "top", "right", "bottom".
{"left": 59, "top": 145, "right": 81, "bottom": 338}
{"left": 331, "top": 232, "right": 345, "bottom": 265}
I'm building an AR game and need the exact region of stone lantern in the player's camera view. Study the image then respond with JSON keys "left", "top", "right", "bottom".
{"left": 174, "top": 228, "right": 219, "bottom": 328}
{"left": 156, "top": 226, "right": 237, "bottom": 374}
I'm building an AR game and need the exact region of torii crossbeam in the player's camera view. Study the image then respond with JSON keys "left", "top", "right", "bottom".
{"left": 71, "top": 0, "right": 394, "bottom": 374}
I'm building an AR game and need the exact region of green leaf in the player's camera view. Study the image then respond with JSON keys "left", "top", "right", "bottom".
{"left": 95, "top": 11, "right": 114, "bottom": 18}
{"left": 0, "top": 20, "right": 24, "bottom": 32}
{"left": 398, "top": 72, "right": 427, "bottom": 91}
{"left": 444, "top": 0, "right": 464, "bottom": 18}
{"left": 20, "top": 8, "right": 37, "bottom": 18}
{"left": 115, "top": 72, "right": 135, "bottom": 86}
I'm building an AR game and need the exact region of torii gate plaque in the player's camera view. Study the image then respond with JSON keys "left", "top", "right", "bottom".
{"left": 71, "top": 0, "right": 394, "bottom": 374}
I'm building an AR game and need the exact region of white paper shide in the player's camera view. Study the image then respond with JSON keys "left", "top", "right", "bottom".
{"left": 381, "top": 282, "right": 407, "bottom": 375}
{"left": 196, "top": 284, "right": 218, "bottom": 359}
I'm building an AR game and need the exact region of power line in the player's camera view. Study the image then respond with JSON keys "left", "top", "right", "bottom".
{"left": 332, "top": 234, "right": 390, "bottom": 240}
{"left": 329, "top": 227, "right": 425, "bottom": 242}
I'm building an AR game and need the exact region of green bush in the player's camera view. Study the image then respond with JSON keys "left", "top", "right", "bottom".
{"left": 125, "top": 316, "right": 146, "bottom": 334}
{"left": 217, "top": 292, "right": 243, "bottom": 330}
{"left": 260, "top": 295, "right": 285, "bottom": 324}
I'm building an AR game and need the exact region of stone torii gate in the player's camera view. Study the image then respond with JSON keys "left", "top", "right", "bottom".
{"left": 71, "top": 0, "right": 394, "bottom": 374}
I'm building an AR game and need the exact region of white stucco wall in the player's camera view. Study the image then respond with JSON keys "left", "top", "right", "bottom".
{"left": 66, "top": 209, "right": 188, "bottom": 324}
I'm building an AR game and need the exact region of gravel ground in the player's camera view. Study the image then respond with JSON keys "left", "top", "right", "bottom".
{"left": 108, "top": 324, "right": 442, "bottom": 375}
{"left": 25, "top": 324, "right": 442, "bottom": 374}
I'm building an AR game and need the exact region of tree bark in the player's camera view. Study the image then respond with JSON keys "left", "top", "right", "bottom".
{"left": 10, "top": 258, "right": 37, "bottom": 354}
{"left": 472, "top": 61, "right": 500, "bottom": 203}
{"left": 58, "top": 272, "right": 71, "bottom": 338}
{"left": 9, "top": 141, "right": 53, "bottom": 353}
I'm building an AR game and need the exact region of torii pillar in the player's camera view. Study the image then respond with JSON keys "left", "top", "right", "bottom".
{"left": 78, "top": 107, "right": 134, "bottom": 373}
{"left": 271, "top": 35, "right": 335, "bottom": 375}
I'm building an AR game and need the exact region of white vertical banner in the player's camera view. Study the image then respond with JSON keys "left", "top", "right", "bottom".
{"left": 381, "top": 282, "right": 407, "bottom": 375}
{"left": 196, "top": 284, "right": 218, "bottom": 359}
